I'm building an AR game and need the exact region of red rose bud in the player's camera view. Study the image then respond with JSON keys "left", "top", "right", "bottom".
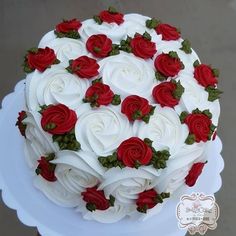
{"left": 26, "top": 47, "right": 58, "bottom": 72}
{"left": 155, "top": 23, "right": 180, "bottom": 41}
{"left": 117, "top": 137, "right": 152, "bottom": 168}
{"left": 36, "top": 156, "right": 57, "bottom": 182}
{"left": 56, "top": 19, "right": 82, "bottom": 33}
{"left": 69, "top": 56, "right": 99, "bottom": 79}
{"left": 152, "top": 82, "right": 180, "bottom": 108}
{"left": 185, "top": 162, "right": 206, "bottom": 187}
{"left": 41, "top": 104, "right": 77, "bottom": 135}
{"left": 84, "top": 82, "right": 114, "bottom": 107}
{"left": 81, "top": 186, "right": 110, "bottom": 211}
{"left": 154, "top": 53, "right": 182, "bottom": 77}
{"left": 99, "top": 9, "right": 124, "bottom": 25}
{"left": 194, "top": 64, "right": 218, "bottom": 87}
{"left": 86, "top": 34, "right": 112, "bottom": 58}
{"left": 121, "top": 95, "right": 152, "bottom": 121}
{"left": 136, "top": 189, "right": 158, "bottom": 212}
{"left": 184, "top": 113, "right": 212, "bottom": 143}
{"left": 130, "top": 35, "right": 157, "bottom": 59}
{"left": 16, "top": 111, "right": 27, "bottom": 137}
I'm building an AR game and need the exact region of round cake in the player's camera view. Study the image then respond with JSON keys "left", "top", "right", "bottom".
{"left": 16, "top": 7, "right": 222, "bottom": 223}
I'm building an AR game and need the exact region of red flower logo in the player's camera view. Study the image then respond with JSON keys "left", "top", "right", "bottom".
{"left": 81, "top": 186, "right": 110, "bottom": 211}
{"left": 86, "top": 34, "right": 112, "bottom": 58}
{"left": 130, "top": 34, "right": 157, "bottom": 59}
{"left": 25, "top": 47, "right": 58, "bottom": 72}
{"left": 185, "top": 162, "right": 206, "bottom": 187}
{"left": 41, "top": 104, "right": 77, "bottom": 135}
{"left": 68, "top": 56, "right": 99, "bottom": 79}
{"left": 194, "top": 64, "right": 218, "bottom": 87}
{"left": 154, "top": 53, "right": 182, "bottom": 78}
{"left": 155, "top": 23, "right": 180, "bottom": 41}
{"left": 117, "top": 137, "right": 152, "bottom": 168}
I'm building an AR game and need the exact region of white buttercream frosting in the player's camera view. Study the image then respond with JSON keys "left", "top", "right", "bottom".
{"left": 25, "top": 64, "right": 89, "bottom": 110}
{"left": 34, "top": 176, "right": 80, "bottom": 207}
{"left": 52, "top": 150, "right": 104, "bottom": 194}
{"left": 177, "top": 74, "right": 220, "bottom": 125}
{"left": 135, "top": 105, "right": 189, "bottom": 155}
{"left": 99, "top": 167, "right": 155, "bottom": 204}
{"left": 23, "top": 111, "right": 58, "bottom": 168}
{"left": 21, "top": 12, "right": 221, "bottom": 223}
{"left": 80, "top": 19, "right": 127, "bottom": 44}
{"left": 39, "top": 32, "right": 88, "bottom": 63}
{"left": 75, "top": 105, "right": 133, "bottom": 156}
{"left": 99, "top": 52, "right": 156, "bottom": 99}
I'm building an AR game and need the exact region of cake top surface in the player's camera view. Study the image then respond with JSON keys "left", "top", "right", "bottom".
{"left": 17, "top": 7, "right": 221, "bottom": 223}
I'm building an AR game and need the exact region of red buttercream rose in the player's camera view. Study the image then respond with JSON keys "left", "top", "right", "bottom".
{"left": 16, "top": 110, "right": 27, "bottom": 137}
{"left": 185, "top": 162, "right": 206, "bottom": 187}
{"left": 56, "top": 19, "right": 82, "bottom": 33}
{"left": 41, "top": 104, "right": 77, "bottom": 135}
{"left": 184, "top": 113, "right": 212, "bottom": 142}
{"left": 117, "top": 137, "right": 152, "bottom": 168}
{"left": 27, "top": 47, "right": 57, "bottom": 72}
{"left": 36, "top": 156, "right": 57, "bottom": 182}
{"left": 121, "top": 95, "right": 151, "bottom": 121}
{"left": 155, "top": 23, "right": 180, "bottom": 41}
{"left": 70, "top": 56, "right": 99, "bottom": 78}
{"left": 81, "top": 186, "right": 110, "bottom": 211}
{"left": 152, "top": 82, "right": 179, "bottom": 107}
{"left": 130, "top": 35, "right": 157, "bottom": 59}
{"left": 154, "top": 53, "right": 182, "bottom": 77}
{"left": 194, "top": 64, "right": 218, "bottom": 87}
{"left": 86, "top": 34, "right": 112, "bottom": 58}
{"left": 136, "top": 189, "right": 158, "bottom": 211}
{"left": 85, "top": 82, "right": 114, "bottom": 106}
{"left": 99, "top": 10, "right": 124, "bottom": 25}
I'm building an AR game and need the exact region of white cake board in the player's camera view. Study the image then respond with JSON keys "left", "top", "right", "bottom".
{"left": 0, "top": 80, "right": 224, "bottom": 236}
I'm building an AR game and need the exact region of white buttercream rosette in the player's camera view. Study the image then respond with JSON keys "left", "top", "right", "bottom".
{"left": 98, "top": 52, "right": 156, "bottom": 99}
{"left": 39, "top": 31, "right": 88, "bottom": 62}
{"left": 25, "top": 64, "right": 89, "bottom": 111}
{"left": 18, "top": 8, "right": 221, "bottom": 224}
{"left": 75, "top": 105, "right": 133, "bottom": 156}
{"left": 51, "top": 150, "right": 104, "bottom": 194}
{"left": 135, "top": 105, "right": 189, "bottom": 155}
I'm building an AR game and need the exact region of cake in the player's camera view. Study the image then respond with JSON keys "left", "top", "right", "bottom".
{"left": 16, "top": 7, "right": 222, "bottom": 223}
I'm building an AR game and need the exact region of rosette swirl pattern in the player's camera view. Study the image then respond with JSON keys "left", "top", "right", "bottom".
{"left": 99, "top": 53, "right": 156, "bottom": 99}
{"left": 51, "top": 150, "right": 104, "bottom": 194}
{"left": 135, "top": 105, "right": 189, "bottom": 155}
{"left": 99, "top": 168, "right": 157, "bottom": 205}
{"left": 75, "top": 106, "right": 133, "bottom": 156}
{"left": 39, "top": 36, "right": 88, "bottom": 62}
{"left": 178, "top": 75, "right": 220, "bottom": 125}
{"left": 80, "top": 19, "right": 127, "bottom": 44}
{"left": 26, "top": 64, "right": 89, "bottom": 110}
{"left": 34, "top": 176, "right": 80, "bottom": 207}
